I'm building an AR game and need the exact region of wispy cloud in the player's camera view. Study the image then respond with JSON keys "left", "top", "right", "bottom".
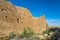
{"left": 46, "top": 19, "right": 60, "bottom": 26}
{"left": 47, "top": 19, "right": 59, "bottom": 22}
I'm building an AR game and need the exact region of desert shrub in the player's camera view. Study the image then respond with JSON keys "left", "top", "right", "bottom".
{"left": 43, "top": 29, "right": 50, "bottom": 34}
{"left": 15, "top": 33, "right": 22, "bottom": 40}
{"left": 8, "top": 32, "right": 16, "bottom": 39}
{"left": 7, "top": 27, "right": 40, "bottom": 40}
{"left": 15, "top": 27, "right": 40, "bottom": 40}
{"left": 21, "top": 27, "right": 35, "bottom": 38}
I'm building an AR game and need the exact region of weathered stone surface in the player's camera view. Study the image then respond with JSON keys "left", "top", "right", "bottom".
{"left": 0, "top": 0, "right": 48, "bottom": 37}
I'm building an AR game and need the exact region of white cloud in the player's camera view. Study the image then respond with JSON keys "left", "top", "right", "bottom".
{"left": 47, "top": 19, "right": 59, "bottom": 22}
{"left": 46, "top": 19, "right": 60, "bottom": 26}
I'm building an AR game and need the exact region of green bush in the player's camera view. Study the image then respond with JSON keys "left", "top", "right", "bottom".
{"left": 43, "top": 29, "right": 50, "bottom": 34}
{"left": 7, "top": 27, "right": 40, "bottom": 40}
{"left": 21, "top": 27, "right": 35, "bottom": 38}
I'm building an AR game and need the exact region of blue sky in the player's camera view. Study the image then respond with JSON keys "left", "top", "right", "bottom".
{"left": 9, "top": 0, "right": 60, "bottom": 26}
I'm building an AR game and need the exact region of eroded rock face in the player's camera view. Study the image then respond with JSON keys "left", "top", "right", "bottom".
{"left": 0, "top": 0, "right": 48, "bottom": 37}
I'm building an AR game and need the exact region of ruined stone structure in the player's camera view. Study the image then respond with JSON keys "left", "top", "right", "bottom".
{"left": 0, "top": 0, "right": 48, "bottom": 37}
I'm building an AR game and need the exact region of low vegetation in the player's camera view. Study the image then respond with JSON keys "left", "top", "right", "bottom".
{"left": 0, "top": 27, "right": 40, "bottom": 40}
{"left": 42, "top": 29, "right": 50, "bottom": 34}
{"left": 1, "top": 27, "right": 60, "bottom": 40}
{"left": 21, "top": 27, "right": 35, "bottom": 38}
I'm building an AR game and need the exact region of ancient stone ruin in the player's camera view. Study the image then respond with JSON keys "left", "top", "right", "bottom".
{"left": 0, "top": 0, "right": 48, "bottom": 37}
